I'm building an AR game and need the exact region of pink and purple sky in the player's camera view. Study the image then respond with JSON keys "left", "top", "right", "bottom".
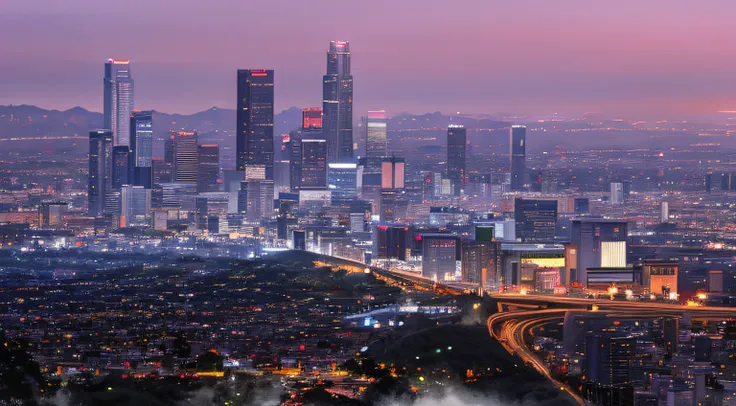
{"left": 1, "top": 0, "right": 735, "bottom": 118}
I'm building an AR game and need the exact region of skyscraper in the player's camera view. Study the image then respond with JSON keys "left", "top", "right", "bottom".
{"left": 112, "top": 146, "right": 130, "bottom": 189}
{"left": 129, "top": 110, "right": 153, "bottom": 188}
{"left": 328, "top": 163, "right": 359, "bottom": 198}
{"left": 510, "top": 125, "right": 526, "bottom": 191}
{"left": 236, "top": 69, "right": 274, "bottom": 180}
{"left": 103, "top": 59, "right": 134, "bottom": 146}
{"left": 585, "top": 334, "right": 635, "bottom": 386}
{"left": 365, "top": 110, "right": 387, "bottom": 158}
{"left": 569, "top": 219, "right": 628, "bottom": 285}
{"left": 88, "top": 130, "right": 114, "bottom": 216}
{"left": 120, "top": 185, "right": 151, "bottom": 228}
{"left": 381, "top": 156, "right": 405, "bottom": 190}
{"left": 610, "top": 182, "right": 624, "bottom": 204}
{"left": 514, "top": 198, "right": 557, "bottom": 243}
{"left": 446, "top": 125, "right": 466, "bottom": 195}
{"left": 173, "top": 131, "right": 198, "bottom": 183}
{"left": 197, "top": 144, "right": 220, "bottom": 193}
{"left": 300, "top": 139, "right": 328, "bottom": 190}
{"left": 323, "top": 41, "right": 353, "bottom": 162}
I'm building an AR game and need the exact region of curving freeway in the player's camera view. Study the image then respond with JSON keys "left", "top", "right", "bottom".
{"left": 488, "top": 295, "right": 736, "bottom": 406}
{"left": 488, "top": 309, "right": 585, "bottom": 405}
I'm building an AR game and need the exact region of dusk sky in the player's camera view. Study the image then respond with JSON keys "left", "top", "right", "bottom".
{"left": 2, "top": 0, "right": 736, "bottom": 118}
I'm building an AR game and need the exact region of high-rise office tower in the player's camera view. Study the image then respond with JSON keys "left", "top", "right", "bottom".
{"left": 446, "top": 125, "right": 466, "bottom": 196}
{"left": 120, "top": 185, "right": 151, "bottom": 228}
{"left": 323, "top": 41, "right": 353, "bottom": 162}
{"left": 112, "top": 146, "right": 130, "bottom": 189}
{"left": 569, "top": 219, "right": 628, "bottom": 286}
{"left": 302, "top": 107, "right": 323, "bottom": 130}
{"left": 88, "top": 130, "right": 114, "bottom": 216}
{"left": 510, "top": 125, "right": 526, "bottom": 191}
{"left": 585, "top": 334, "right": 635, "bottom": 386}
{"left": 173, "top": 131, "right": 198, "bottom": 183}
{"left": 129, "top": 110, "right": 153, "bottom": 188}
{"left": 236, "top": 69, "right": 274, "bottom": 180}
{"left": 300, "top": 139, "right": 328, "bottom": 190}
{"left": 381, "top": 156, "right": 405, "bottom": 190}
{"left": 164, "top": 134, "right": 175, "bottom": 166}
{"left": 610, "top": 182, "right": 624, "bottom": 204}
{"left": 242, "top": 180, "right": 274, "bottom": 222}
{"left": 365, "top": 110, "right": 387, "bottom": 158}
{"left": 197, "top": 144, "right": 220, "bottom": 193}
{"left": 103, "top": 59, "right": 134, "bottom": 146}
{"left": 514, "top": 198, "right": 557, "bottom": 243}
{"left": 421, "top": 234, "right": 462, "bottom": 282}
{"left": 151, "top": 158, "right": 170, "bottom": 185}
{"left": 328, "top": 163, "right": 359, "bottom": 198}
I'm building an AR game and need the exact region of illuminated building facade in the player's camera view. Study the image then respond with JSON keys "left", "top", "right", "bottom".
{"left": 129, "top": 110, "right": 153, "bottom": 188}
{"left": 237, "top": 69, "right": 274, "bottom": 180}
{"left": 173, "top": 131, "right": 198, "bottom": 183}
{"left": 323, "top": 41, "right": 353, "bottom": 162}
{"left": 302, "top": 107, "right": 323, "bottom": 130}
{"left": 365, "top": 110, "right": 387, "bottom": 158}
{"left": 104, "top": 59, "right": 134, "bottom": 146}
{"left": 421, "top": 234, "right": 461, "bottom": 282}
{"left": 570, "top": 219, "right": 628, "bottom": 286}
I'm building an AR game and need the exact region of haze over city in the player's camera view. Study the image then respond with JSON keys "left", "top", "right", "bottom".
{"left": 2, "top": 0, "right": 736, "bottom": 118}
{"left": 4, "top": 1, "right": 736, "bottom": 406}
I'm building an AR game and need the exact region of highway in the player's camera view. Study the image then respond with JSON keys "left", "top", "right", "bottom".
{"left": 487, "top": 295, "right": 736, "bottom": 406}
{"left": 315, "top": 254, "right": 736, "bottom": 404}
{"left": 488, "top": 309, "right": 585, "bottom": 406}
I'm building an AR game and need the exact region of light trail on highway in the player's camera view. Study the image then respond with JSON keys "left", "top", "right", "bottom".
{"left": 488, "top": 309, "right": 585, "bottom": 405}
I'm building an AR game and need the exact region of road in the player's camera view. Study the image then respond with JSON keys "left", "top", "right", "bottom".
{"left": 487, "top": 295, "right": 736, "bottom": 406}
{"left": 488, "top": 309, "right": 585, "bottom": 405}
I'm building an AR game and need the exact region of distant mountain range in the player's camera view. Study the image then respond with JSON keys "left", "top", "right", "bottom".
{"left": 0, "top": 105, "right": 510, "bottom": 141}
{"left": 0, "top": 105, "right": 302, "bottom": 141}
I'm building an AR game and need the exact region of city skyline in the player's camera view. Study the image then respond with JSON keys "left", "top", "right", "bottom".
{"left": 2, "top": 0, "right": 736, "bottom": 119}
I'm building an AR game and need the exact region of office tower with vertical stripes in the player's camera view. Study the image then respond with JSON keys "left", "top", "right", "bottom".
{"left": 129, "top": 110, "right": 153, "bottom": 188}
{"left": 103, "top": 59, "right": 134, "bottom": 146}
{"left": 323, "top": 41, "right": 353, "bottom": 162}
{"left": 173, "top": 131, "right": 198, "bottom": 183}
{"left": 236, "top": 69, "right": 274, "bottom": 180}
{"left": 88, "top": 130, "right": 114, "bottom": 216}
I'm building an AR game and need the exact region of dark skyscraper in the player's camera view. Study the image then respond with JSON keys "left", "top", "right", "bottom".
{"left": 510, "top": 125, "right": 526, "bottom": 191}
{"left": 103, "top": 59, "right": 134, "bottom": 146}
{"left": 237, "top": 69, "right": 274, "bottom": 180}
{"left": 112, "top": 146, "right": 130, "bottom": 189}
{"left": 88, "top": 130, "right": 114, "bottom": 216}
{"left": 323, "top": 41, "right": 353, "bottom": 162}
{"left": 585, "top": 334, "right": 635, "bottom": 386}
{"left": 197, "top": 144, "right": 220, "bottom": 193}
{"left": 300, "top": 139, "right": 328, "bottom": 190}
{"left": 129, "top": 110, "right": 153, "bottom": 188}
{"left": 446, "top": 125, "right": 466, "bottom": 196}
{"left": 514, "top": 198, "right": 557, "bottom": 242}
